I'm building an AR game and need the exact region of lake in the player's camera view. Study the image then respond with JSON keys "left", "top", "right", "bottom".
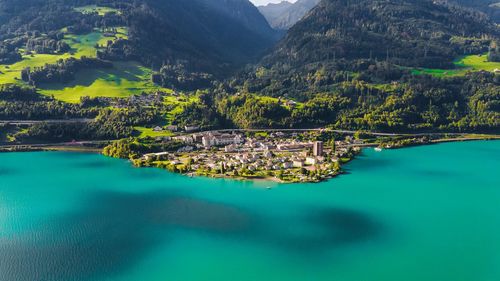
{"left": 0, "top": 141, "right": 499, "bottom": 281}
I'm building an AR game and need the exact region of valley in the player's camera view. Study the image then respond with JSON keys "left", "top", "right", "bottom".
{"left": 0, "top": 0, "right": 499, "bottom": 182}
{"left": 0, "top": 1, "right": 499, "bottom": 280}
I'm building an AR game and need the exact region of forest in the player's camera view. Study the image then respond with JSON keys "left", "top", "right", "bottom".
{"left": 0, "top": 0, "right": 498, "bottom": 145}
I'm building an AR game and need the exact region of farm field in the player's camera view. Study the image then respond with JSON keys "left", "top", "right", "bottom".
{"left": 411, "top": 54, "right": 500, "bottom": 77}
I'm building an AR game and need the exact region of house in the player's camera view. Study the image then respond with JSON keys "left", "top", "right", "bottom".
{"left": 202, "top": 132, "right": 243, "bottom": 148}
{"left": 225, "top": 144, "right": 237, "bottom": 153}
{"left": 192, "top": 133, "right": 204, "bottom": 143}
{"left": 283, "top": 162, "right": 293, "bottom": 169}
{"left": 305, "top": 157, "right": 318, "bottom": 165}
{"left": 184, "top": 125, "right": 200, "bottom": 133}
{"left": 143, "top": 152, "right": 169, "bottom": 161}
{"left": 174, "top": 135, "right": 194, "bottom": 144}
{"left": 167, "top": 125, "right": 178, "bottom": 131}
{"left": 277, "top": 142, "right": 313, "bottom": 152}
{"left": 153, "top": 126, "right": 163, "bottom": 132}
{"left": 286, "top": 100, "right": 297, "bottom": 107}
{"left": 293, "top": 160, "right": 305, "bottom": 168}
{"left": 263, "top": 151, "right": 273, "bottom": 158}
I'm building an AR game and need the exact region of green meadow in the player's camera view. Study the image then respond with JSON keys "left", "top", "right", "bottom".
{"left": 164, "top": 94, "right": 200, "bottom": 124}
{"left": 411, "top": 54, "right": 500, "bottom": 77}
{"left": 133, "top": 126, "right": 175, "bottom": 138}
{"left": 38, "top": 61, "right": 163, "bottom": 103}
{"left": 0, "top": 22, "right": 166, "bottom": 103}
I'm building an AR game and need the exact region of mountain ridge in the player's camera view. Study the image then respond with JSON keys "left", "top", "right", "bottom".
{"left": 258, "top": 0, "right": 320, "bottom": 30}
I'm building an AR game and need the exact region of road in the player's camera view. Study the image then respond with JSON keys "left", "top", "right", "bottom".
{"left": 0, "top": 140, "right": 113, "bottom": 149}
{"left": 211, "top": 128, "right": 468, "bottom": 137}
{"left": 0, "top": 119, "right": 93, "bottom": 126}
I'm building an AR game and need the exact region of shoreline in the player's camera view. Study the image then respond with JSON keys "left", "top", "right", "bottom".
{"left": 1, "top": 135, "right": 499, "bottom": 184}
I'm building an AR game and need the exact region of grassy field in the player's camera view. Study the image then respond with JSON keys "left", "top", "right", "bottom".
{"left": 164, "top": 95, "right": 199, "bottom": 124}
{"left": 0, "top": 28, "right": 129, "bottom": 85}
{"left": 0, "top": 24, "right": 169, "bottom": 103}
{"left": 0, "top": 53, "right": 72, "bottom": 85}
{"left": 74, "top": 5, "right": 121, "bottom": 16}
{"left": 38, "top": 61, "right": 163, "bottom": 103}
{"left": 411, "top": 54, "right": 500, "bottom": 77}
{"left": 134, "top": 127, "right": 174, "bottom": 138}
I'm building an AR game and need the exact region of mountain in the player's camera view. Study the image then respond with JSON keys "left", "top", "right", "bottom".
{"left": 197, "top": 0, "right": 278, "bottom": 40}
{"left": 0, "top": 0, "right": 278, "bottom": 74}
{"left": 258, "top": 0, "right": 320, "bottom": 30}
{"left": 257, "top": 1, "right": 293, "bottom": 29}
{"left": 450, "top": 0, "right": 500, "bottom": 23}
{"left": 122, "top": 0, "right": 279, "bottom": 72}
{"left": 261, "top": 0, "right": 499, "bottom": 69}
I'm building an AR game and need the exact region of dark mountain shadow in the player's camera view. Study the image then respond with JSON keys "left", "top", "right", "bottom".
{"left": 266, "top": 208, "right": 384, "bottom": 255}
{"left": 0, "top": 190, "right": 256, "bottom": 281}
{"left": 0, "top": 189, "right": 385, "bottom": 281}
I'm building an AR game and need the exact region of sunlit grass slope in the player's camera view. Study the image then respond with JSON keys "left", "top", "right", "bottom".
{"left": 411, "top": 54, "right": 500, "bottom": 77}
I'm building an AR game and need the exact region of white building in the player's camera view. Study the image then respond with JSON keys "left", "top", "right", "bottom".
{"left": 184, "top": 126, "right": 200, "bottom": 132}
{"left": 202, "top": 133, "right": 243, "bottom": 148}
{"left": 293, "top": 160, "right": 305, "bottom": 168}
{"left": 225, "top": 144, "right": 237, "bottom": 153}
{"left": 305, "top": 157, "right": 318, "bottom": 165}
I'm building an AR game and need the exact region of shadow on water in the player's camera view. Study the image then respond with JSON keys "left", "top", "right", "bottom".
{"left": 0, "top": 190, "right": 384, "bottom": 281}
{"left": 0, "top": 167, "right": 15, "bottom": 176}
{"left": 270, "top": 208, "right": 383, "bottom": 254}
{"left": 0, "top": 190, "right": 255, "bottom": 281}
{"left": 342, "top": 153, "right": 395, "bottom": 174}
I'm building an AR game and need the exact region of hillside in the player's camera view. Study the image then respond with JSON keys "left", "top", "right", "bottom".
{"left": 129, "top": 0, "right": 277, "bottom": 69}
{"left": 451, "top": 0, "right": 500, "bottom": 23}
{"left": 207, "top": 0, "right": 499, "bottom": 133}
{"left": 262, "top": 0, "right": 498, "bottom": 70}
{"left": 258, "top": 0, "right": 320, "bottom": 30}
{"left": 0, "top": 0, "right": 278, "bottom": 76}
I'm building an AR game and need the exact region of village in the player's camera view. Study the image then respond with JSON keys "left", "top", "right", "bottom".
{"left": 139, "top": 130, "right": 362, "bottom": 183}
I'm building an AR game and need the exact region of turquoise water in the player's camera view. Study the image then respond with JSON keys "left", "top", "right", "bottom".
{"left": 0, "top": 141, "right": 499, "bottom": 281}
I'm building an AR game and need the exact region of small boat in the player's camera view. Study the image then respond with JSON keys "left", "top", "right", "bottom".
{"left": 374, "top": 147, "right": 383, "bottom": 152}
{"left": 266, "top": 186, "right": 272, "bottom": 190}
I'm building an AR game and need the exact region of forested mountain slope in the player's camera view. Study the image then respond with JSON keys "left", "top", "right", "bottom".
{"left": 0, "top": 0, "right": 278, "bottom": 75}
{"left": 203, "top": 0, "right": 500, "bottom": 133}
{"left": 451, "top": 0, "right": 500, "bottom": 23}
{"left": 263, "top": 0, "right": 498, "bottom": 70}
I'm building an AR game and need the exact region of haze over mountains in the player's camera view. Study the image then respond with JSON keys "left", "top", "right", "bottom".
{"left": 258, "top": 0, "right": 320, "bottom": 30}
